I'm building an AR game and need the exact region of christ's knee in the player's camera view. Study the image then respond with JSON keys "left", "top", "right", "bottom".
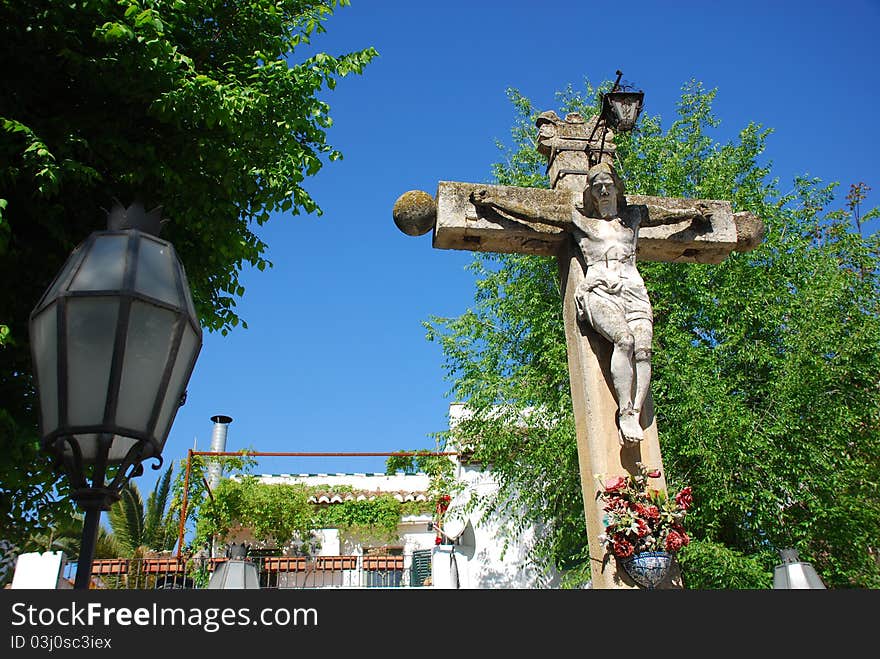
{"left": 634, "top": 347, "right": 652, "bottom": 364}
{"left": 613, "top": 332, "right": 634, "bottom": 355}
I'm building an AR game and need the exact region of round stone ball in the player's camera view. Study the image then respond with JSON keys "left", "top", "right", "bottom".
{"left": 393, "top": 190, "right": 436, "bottom": 236}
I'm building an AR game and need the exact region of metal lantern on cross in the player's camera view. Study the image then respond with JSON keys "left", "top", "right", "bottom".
{"left": 588, "top": 69, "right": 645, "bottom": 166}
{"left": 601, "top": 88, "right": 644, "bottom": 133}
{"left": 28, "top": 200, "right": 202, "bottom": 588}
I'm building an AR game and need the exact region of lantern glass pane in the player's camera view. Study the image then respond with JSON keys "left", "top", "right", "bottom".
{"left": 70, "top": 235, "right": 128, "bottom": 292}
{"left": 66, "top": 297, "right": 119, "bottom": 427}
{"left": 135, "top": 236, "right": 180, "bottom": 307}
{"left": 154, "top": 323, "right": 199, "bottom": 451}
{"left": 40, "top": 248, "right": 83, "bottom": 309}
{"left": 613, "top": 102, "right": 638, "bottom": 129}
{"left": 180, "top": 264, "right": 198, "bottom": 321}
{"left": 30, "top": 304, "right": 59, "bottom": 433}
{"left": 116, "top": 301, "right": 177, "bottom": 433}
{"left": 606, "top": 93, "right": 643, "bottom": 132}
{"left": 66, "top": 432, "right": 99, "bottom": 462}
{"left": 207, "top": 560, "right": 260, "bottom": 589}
{"left": 64, "top": 432, "right": 139, "bottom": 464}
{"left": 773, "top": 561, "right": 825, "bottom": 589}
{"left": 108, "top": 434, "right": 140, "bottom": 463}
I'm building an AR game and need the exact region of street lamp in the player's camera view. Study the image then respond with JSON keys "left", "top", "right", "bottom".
{"left": 773, "top": 548, "right": 826, "bottom": 589}
{"left": 600, "top": 70, "right": 645, "bottom": 133}
{"left": 588, "top": 69, "right": 645, "bottom": 165}
{"left": 29, "top": 201, "right": 202, "bottom": 589}
{"left": 207, "top": 543, "right": 260, "bottom": 589}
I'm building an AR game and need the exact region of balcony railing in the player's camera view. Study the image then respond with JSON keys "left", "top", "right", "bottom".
{"left": 63, "top": 551, "right": 433, "bottom": 590}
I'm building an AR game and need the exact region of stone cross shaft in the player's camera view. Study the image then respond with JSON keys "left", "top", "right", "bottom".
{"left": 393, "top": 110, "right": 763, "bottom": 589}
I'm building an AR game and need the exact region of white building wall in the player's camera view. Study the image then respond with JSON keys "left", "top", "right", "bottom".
{"left": 251, "top": 414, "right": 558, "bottom": 589}
{"left": 10, "top": 551, "right": 71, "bottom": 589}
{"left": 431, "top": 403, "right": 559, "bottom": 589}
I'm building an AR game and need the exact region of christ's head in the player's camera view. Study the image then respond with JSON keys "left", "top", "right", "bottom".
{"left": 585, "top": 162, "right": 626, "bottom": 218}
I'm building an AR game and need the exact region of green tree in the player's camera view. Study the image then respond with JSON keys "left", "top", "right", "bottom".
{"left": 0, "top": 1, "right": 375, "bottom": 551}
{"left": 107, "top": 466, "right": 178, "bottom": 556}
{"left": 194, "top": 477, "right": 318, "bottom": 551}
{"left": 169, "top": 450, "right": 256, "bottom": 553}
{"left": 426, "top": 79, "right": 880, "bottom": 588}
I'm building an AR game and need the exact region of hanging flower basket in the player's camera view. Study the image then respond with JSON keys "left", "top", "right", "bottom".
{"left": 619, "top": 550, "right": 673, "bottom": 589}
{"left": 595, "top": 462, "right": 692, "bottom": 589}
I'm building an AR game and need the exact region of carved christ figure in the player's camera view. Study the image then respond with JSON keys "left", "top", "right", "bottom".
{"left": 470, "top": 162, "right": 706, "bottom": 444}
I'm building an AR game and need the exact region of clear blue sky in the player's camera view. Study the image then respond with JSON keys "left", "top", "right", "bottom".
{"left": 143, "top": 0, "right": 880, "bottom": 492}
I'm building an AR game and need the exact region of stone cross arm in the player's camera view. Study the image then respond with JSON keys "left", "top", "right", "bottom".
{"left": 423, "top": 181, "right": 764, "bottom": 264}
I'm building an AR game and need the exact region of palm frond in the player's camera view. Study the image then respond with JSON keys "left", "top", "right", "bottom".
{"left": 108, "top": 483, "right": 145, "bottom": 555}
{"left": 144, "top": 466, "right": 173, "bottom": 546}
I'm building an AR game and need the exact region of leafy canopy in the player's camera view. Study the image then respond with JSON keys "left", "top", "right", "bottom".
{"left": 0, "top": 0, "right": 375, "bottom": 553}
{"left": 193, "top": 477, "right": 432, "bottom": 552}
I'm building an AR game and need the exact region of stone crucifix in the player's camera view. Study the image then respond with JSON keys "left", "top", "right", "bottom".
{"left": 393, "top": 110, "right": 764, "bottom": 588}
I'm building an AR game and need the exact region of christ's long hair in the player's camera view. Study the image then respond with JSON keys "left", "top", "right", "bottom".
{"left": 583, "top": 161, "right": 627, "bottom": 217}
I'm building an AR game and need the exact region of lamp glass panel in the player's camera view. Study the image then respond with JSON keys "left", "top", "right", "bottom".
{"left": 69, "top": 235, "right": 128, "bottom": 292}
{"left": 63, "top": 432, "right": 139, "bottom": 464}
{"left": 773, "top": 562, "right": 825, "bottom": 589}
{"left": 134, "top": 236, "right": 180, "bottom": 307}
{"left": 153, "top": 323, "right": 199, "bottom": 451}
{"left": 65, "top": 297, "right": 119, "bottom": 427}
{"left": 116, "top": 301, "right": 177, "bottom": 433}
{"left": 40, "top": 249, "right": 83, "bottom": 308}
{"left": 180, "top": 265, "right": 198, "bottom": 320}
{"left": 31, "top": 304, "right": 59, "bottom": 433}
{"left": 610, "top": 100, "right": 638, "bottom": 130}
{"left": 65, "top": 432, "right": 99, "bottom": 462}
{"left": 207, "top": 560, "right": 260, "bottom": 589}
{"left": 107, "top": 434, "right": 140, "bottom": 463}
{"left": 772, "top": 565, "right": 790, "bottom": 589}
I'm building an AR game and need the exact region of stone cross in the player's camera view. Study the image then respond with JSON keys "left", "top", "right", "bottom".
{"left": 393, "top": 110, "right": 764, "bottom": 589}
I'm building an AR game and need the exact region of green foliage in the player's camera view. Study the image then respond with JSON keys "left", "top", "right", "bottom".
{"left": 195, "top": 476, "right": 317, "bottom": 549}
{"left": 426, "top": 78, "right": 880, "bottom": 588}
{"left": 317, "top": 496, "right": 403, "bottom": 545}
{"left": 0, "top": 407, "right": 73, "bottom": 552}
{"left": 169, "top": 451, "right": 256, "bottom": 550}
{"left": 0, "top": 0, "right": 375, "bottom": 547}
{"left": 385, "top": 449, "right": 458, "bottom": 502}
{"left": 191, "top": 475, "right": 433, "bottom": 552}
{"left": 10, "top": 510, "right": 120, "bottom": 567}
{"left": 107, "top": 466, "right": 178, "bottom": 555}
{"left": 676, "top": 540, "right": 773, "bottom": 589}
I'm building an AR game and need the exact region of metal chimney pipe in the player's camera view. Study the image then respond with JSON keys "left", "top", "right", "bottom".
{"left": 207, "top": 414, "right": 233, "bottom": 491}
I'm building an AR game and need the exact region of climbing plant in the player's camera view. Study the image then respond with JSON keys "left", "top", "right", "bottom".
{"left": 191, "top": 477, "right": 435, "bottom": 553}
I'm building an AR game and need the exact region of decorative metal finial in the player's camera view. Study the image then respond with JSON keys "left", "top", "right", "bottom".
{"left": 106, "top": 199, "right": 166, "bottom": 235}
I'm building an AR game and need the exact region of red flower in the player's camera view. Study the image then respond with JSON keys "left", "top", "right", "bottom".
{"left": 597, "top": 466, "right": 691, "bottom": 561}
{"left": 604, "top": 476, "right": 627, "bottom": 492}
{"left": 604, "top": 498, "right": 628, "bottom": 514}
{"left": 611, "top": 535, "right": 634, "bottom": 558}
{"left": 664, "top": 530, "right": 688, "bottom": 552}
{"left": 435, "top": 536, "right": 442, "bottom": 545}
{"left": 671, "top": 525, "right": 690, "bottom": 546}
{"left": 675, "top": 487, "right": 693, "bottom": 511}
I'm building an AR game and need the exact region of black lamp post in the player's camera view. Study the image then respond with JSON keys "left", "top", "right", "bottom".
{"left": 29, "top": 201, "right": 202, "bottom": 589}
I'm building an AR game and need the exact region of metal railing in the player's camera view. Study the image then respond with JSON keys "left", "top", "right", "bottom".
{"left": 62, "top": 551, "right": 434, "bottom": 590}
